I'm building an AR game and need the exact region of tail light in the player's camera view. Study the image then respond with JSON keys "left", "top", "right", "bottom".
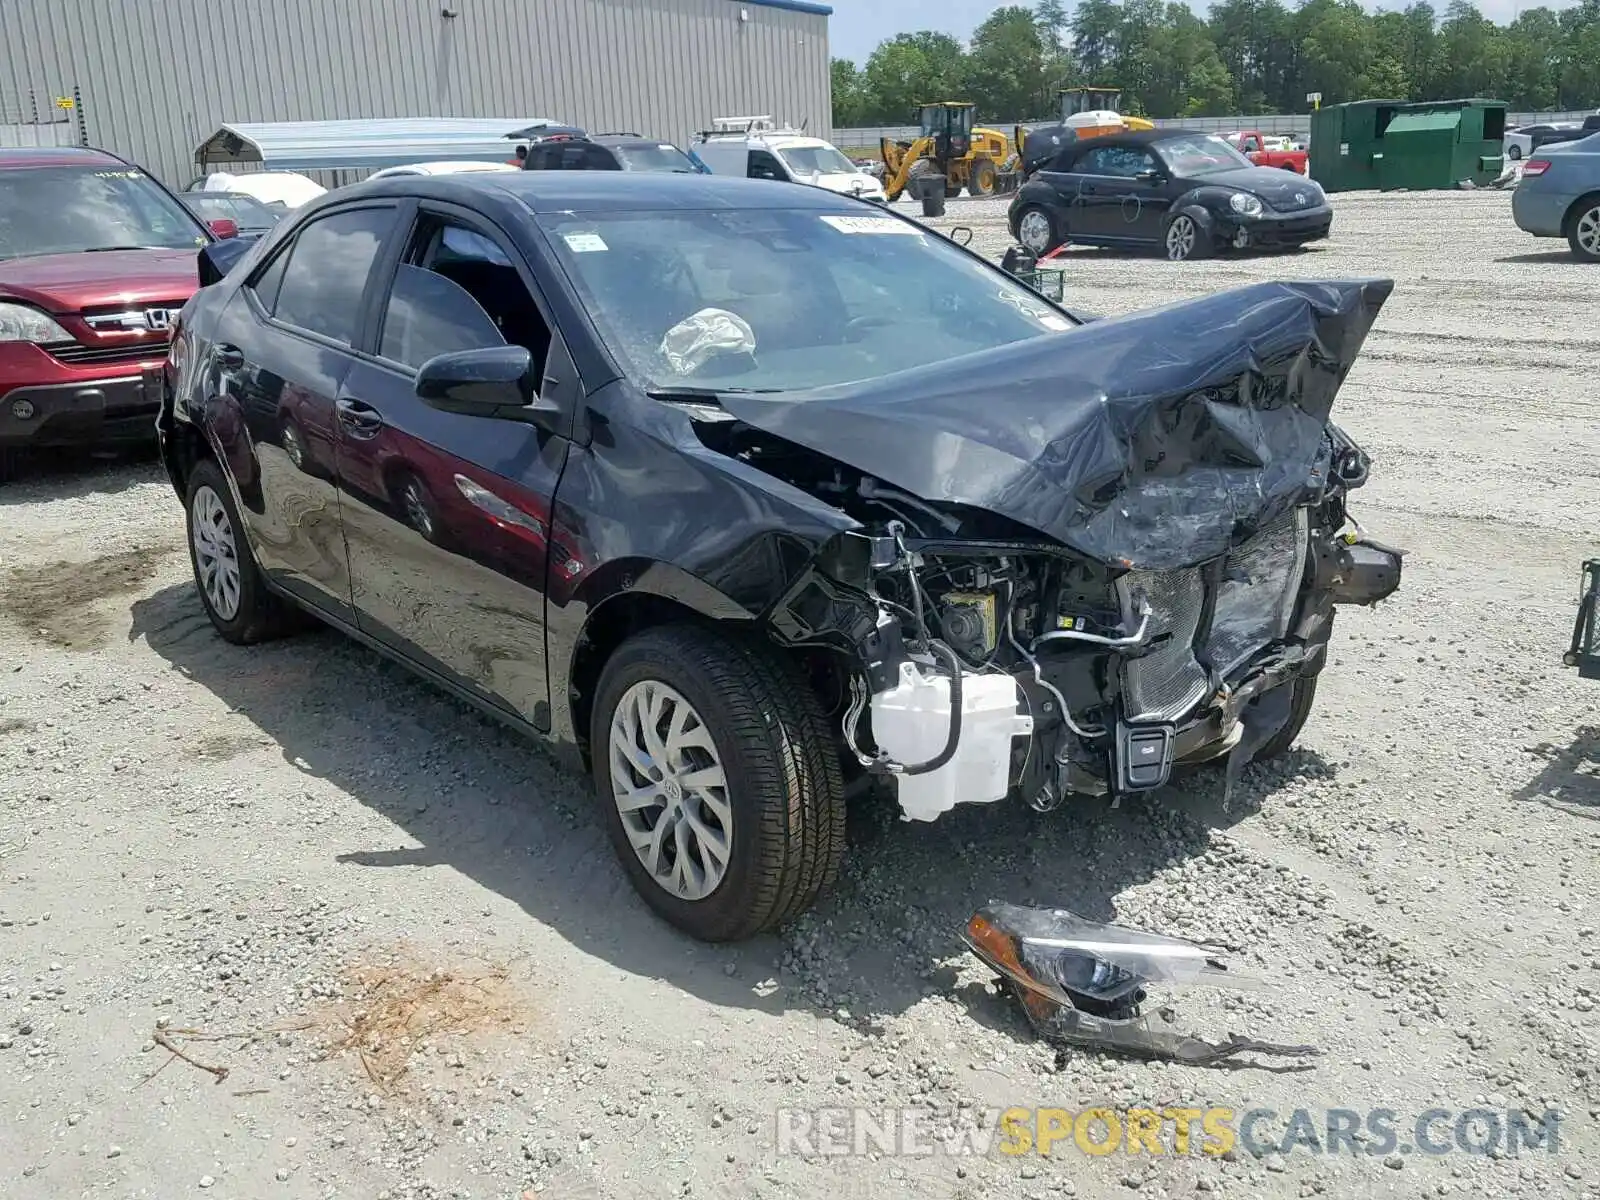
{"left": 1523, "top": 159, "right": 1552, "bottom": 176}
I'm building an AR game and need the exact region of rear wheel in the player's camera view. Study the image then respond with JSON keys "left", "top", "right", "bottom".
{"left": 1566, "top": 195, "right": 1600, "bottom": 262}
{"left": 185, "top": 457, "right": 301, "bottom": 645}
{"left": 1508, "top": 143, "right": 1523, "bottom": 160}
{"left": 590, "top": 624, "right": 845, "bottom": 942}
{"left": 904, "top": 157, "right": 940, "bottom": 203}
{"left": 1015, "top": 205, "right": 1063, "bottom": 254}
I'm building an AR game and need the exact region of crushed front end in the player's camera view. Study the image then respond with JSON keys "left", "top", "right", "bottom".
{"left": 711, "top": 277, "right": 1402, "bottom": 821}
{"left": 761, "top": 429, "right": 1401, "bottom": 819}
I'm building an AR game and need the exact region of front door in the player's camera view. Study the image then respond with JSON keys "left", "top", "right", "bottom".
{"left": 1068, "top": 143, "right": 1168, "bottom": 245}
{"left": 336, "top": 207, "right": 574, "bottom": 731}
{"left": 206, "top": 202, "right": 401, "bottom": 625}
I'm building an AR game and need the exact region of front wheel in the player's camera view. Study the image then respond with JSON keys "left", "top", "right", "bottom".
{"left": 590, "top": 624, "right": 845, "bottom": 942}
{"left": 968, "top": 156, "right": 997, "bottom": 197}
{"left": 1251, "top": 675, "right": 1319, "bottom": 762}
{"left": 1567, "top": 197, "right": 1600, "bottom": 262}
{"left": 1164, "top": 213, "right": 1212, "bottom": 261}
{"left": 1508, "top": 144, "right": 1523, "bottom": 161}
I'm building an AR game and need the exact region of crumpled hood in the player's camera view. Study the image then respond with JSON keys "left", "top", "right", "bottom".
{"left": 718, "top": 278, "right": 1392, "bottom": 570}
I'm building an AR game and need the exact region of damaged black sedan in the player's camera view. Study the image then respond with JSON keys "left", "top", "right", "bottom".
{"left": 156, "top": 171, "right": 1401, "bottom": 942}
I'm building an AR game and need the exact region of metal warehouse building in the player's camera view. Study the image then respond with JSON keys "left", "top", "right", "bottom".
{"left": 0, "top": 0, "right": 832, "bottom": 186}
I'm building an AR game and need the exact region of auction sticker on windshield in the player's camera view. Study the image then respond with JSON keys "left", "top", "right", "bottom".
{"left": 820, "top": 215, "right": 921, "bottom": 235}
{"left": 562, "top": 231, "right": 608, "bottom": 253}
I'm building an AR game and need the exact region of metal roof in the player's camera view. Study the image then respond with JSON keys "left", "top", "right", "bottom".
{"left": 739, "top": 0, "right": 832, "bottom": 12}
{"left": 194, "top": 118, "right": 570, "bottom": 171}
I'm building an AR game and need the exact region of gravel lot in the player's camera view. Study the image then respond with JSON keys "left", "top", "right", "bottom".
{"left": 3, "top": 188, "right": 1599, "bottom": 1200}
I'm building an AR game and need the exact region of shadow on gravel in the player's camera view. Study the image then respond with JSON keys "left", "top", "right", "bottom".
{"left": 1514, "top": 727, "right": 1600, "bottom": 817}
{"left": 1494, "top": 251, "right": 1582, "bottom": 265}
{"left": 0, "top": 443, "right": 163, "bottom": 506}
{"left": 129, "top": 579, "right": 1318, "bottom": 1031}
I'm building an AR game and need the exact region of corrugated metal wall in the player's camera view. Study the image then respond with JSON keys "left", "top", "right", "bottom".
{"left": 0, "top": 0, "right": 831, "bottom": 185}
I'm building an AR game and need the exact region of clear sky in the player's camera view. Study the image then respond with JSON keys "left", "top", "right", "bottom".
{"left": 828, "top": 0, "right": 1578, "bottom": 63}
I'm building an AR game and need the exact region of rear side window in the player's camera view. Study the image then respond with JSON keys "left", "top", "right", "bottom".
{"left": 271, "top": 207, "right": 397, "bottom": 344}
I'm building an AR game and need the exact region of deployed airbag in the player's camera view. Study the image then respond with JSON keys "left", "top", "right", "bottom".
{"left": 718, "top": 279, "right": 1392, "bottom": 570}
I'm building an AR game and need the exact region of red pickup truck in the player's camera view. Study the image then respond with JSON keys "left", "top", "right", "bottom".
{"left": 1225, "top": 131, "right": 1308, "bottom": 174}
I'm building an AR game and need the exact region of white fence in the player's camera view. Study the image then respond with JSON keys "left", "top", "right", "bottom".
{"left": 834, "top": 110, "right": 1593, "bottom": 148}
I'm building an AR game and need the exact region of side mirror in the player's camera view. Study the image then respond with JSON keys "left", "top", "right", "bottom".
{"left": 415, "top": 345, "right": 563, "bottom": 432}
{"left": 197, "top": 237, "right": 255, "bottom": 287}
{"left": 208, "top": 217, "right": 239, "bottom": 239}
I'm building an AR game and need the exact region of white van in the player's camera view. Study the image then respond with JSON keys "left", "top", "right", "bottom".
{"left": 690, "top": 116, "right": 886, "bottom": 204}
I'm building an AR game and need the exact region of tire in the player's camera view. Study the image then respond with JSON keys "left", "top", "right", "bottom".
{"left": 1566, "top": 195, "right": 1600, "bottom": 262}
{"left": 1251, "top": 675, "right": 1319, "bottom": 762}
{"left": 394, "top": 468, "right": 441, "bottom": 543}
{"left": 905, "top": 157, "right": 940, "bottom": 203}
{"left": 1015, "top": 204, "right": 1063, "bottom": 254}
{"left": 589, "top": 623, "right": 845, "bottom": 942}
{"left": 968, "top": 156, "right": 997, "bottom": 197}
{"left": 185, "top": 457, "right": 301, "bottom": 645}
{"left": 1163, "top": 213, "right": 1212, "bottom": 261}
{"left": 1508, "top": 144, "right": 1522, "bottom": 161}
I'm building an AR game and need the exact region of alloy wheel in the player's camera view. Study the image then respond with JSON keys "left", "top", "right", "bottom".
{"left": 402, "top": 478, "right": 435, "bottom": 539}
{"left": 190, "top": 485, "right": 241, "bottom": 621}
{"left": 1576, "top": 205, "right": 1600, "bottom": 259}
{"left": 1018, "top": 209, "right": 1052, "bottom": 254}
{"left": 1166, "top": 216, "right": 1197, "bottom": 260}
{"left": 608, "top": 680, "right": 732, "bottom": 902}
{"left": 281, "top": 423, "right": 305, "bottom": 471}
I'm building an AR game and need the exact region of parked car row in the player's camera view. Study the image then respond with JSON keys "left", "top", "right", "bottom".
{"left": 1511, "top": 130, "right": 1600, "bottom": 261}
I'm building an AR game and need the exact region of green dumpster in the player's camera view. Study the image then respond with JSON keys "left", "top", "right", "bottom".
{"left": 1309, "top": 98, "right": 1508, "bottom": 193}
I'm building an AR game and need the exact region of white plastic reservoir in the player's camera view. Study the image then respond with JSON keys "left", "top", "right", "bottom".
{"left": 870, "top": 662, "right": 1034, "bottom": 822}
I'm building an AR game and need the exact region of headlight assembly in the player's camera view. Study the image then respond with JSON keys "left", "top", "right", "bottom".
{"left": 1229, "top": 192, "right": 1264, "bottom": 217}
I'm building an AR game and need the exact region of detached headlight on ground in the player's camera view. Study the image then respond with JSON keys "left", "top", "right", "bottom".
{"left": 1230, "top": 192, "right": 1264, "bottom": 217}
{"left": 0, "top": 302, "right": 71, "bottom": 343}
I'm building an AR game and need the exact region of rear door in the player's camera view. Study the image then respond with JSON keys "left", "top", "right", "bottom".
{"left": 205, "top": 202, "right": 401, "bottom": 624}
{"left": 335, "top": 202, "right": 576, "bottom": 731}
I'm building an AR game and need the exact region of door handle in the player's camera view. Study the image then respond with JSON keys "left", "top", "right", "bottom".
{"left": 335, "top": 397, "right": 384, "bottom": 437}
{"left": 215, "top": 343, "right": 244, "bottom": 371}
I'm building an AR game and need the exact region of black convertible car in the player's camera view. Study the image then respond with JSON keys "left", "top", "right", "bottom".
{"left": 1010, "top": 129, "right": 1333, "bottom": 261}
{"left": 156, "top": 171, "right": 1399, "bottom": 942}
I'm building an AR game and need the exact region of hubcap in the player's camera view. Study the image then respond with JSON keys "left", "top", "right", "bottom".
{"left": 282, "top": 423, "right": 304, "bottom": 470}
{"left": 1018, "top": 210, "right": 1051, "bottom": 253}
{"left": 402, "top": 479, "right": 434, "bottom": 538}
{"left": 1166, "top": 217, "right": 1196, "bottom": 260}
{"left": 190, "top": 485, "right": 241, "bottom": 621}
{"left": 608, "top": 680, "right": 732, "bottom": 902}
{"left": 1577, "top": 206, "right": 1600, "bottom": 257}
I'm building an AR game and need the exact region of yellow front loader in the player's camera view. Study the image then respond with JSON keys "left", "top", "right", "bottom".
{"left": 880, "top": 103, "right": 1021, "bottom": 202}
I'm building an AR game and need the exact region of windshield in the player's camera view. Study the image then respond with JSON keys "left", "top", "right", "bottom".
{"left": 0, "top": 165, "right": 208, "bottom": 260}
{"left": 777, "top": 145, "right": 858, "bottom": 177}
{"left": 614, "top": 144, "right": 697, "bottom": 173}
{"left": 1156, "top": 133, "right": 1254, "bottom": 175}
{"left": 539, "top": 207, "right": 1073, "bottom": 393}
{"left": 182, "top": 194, "right": 279, "bottom": 229}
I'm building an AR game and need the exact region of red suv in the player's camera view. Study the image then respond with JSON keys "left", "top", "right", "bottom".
{"left": 0, "top": 146, "right": 223, "bottom": 478}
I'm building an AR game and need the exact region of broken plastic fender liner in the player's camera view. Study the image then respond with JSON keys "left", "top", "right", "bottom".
{"left": 718, "top": 279, "right": 1394, "bottom": 571}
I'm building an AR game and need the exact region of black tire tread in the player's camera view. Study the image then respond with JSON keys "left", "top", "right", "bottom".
{"left": 185, "top": 458, "right": 300, "bottom": 645}
{"left": 592, "top": 623, "right": 845, "bottom": 941}
{"left": 1253, "top": 675, "right": 1319, "bottom": 762}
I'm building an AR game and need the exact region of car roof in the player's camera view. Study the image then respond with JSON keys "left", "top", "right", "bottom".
{"left": 0, "top": 145, "right": 128, "bottom": 170}
{"left": 589, "top": 135, "right": 684, "bottom": 149}
{"left": 345, "top": 170, "right": 875, "bottom": 212}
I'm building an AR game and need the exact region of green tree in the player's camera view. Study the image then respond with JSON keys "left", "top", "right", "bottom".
{"left": 861, "top": 32, "right": 968, "bottom": 122}
{"left": 1208, "top": 0, "right": 1292, "bottom": 113}
{"left": 965, "top": 6, "right": 1052, "bottom": 119}
{"left": 831, "top": 58, "right": 870, "bottom": 127}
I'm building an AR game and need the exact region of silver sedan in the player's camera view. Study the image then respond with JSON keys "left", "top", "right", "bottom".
{"left": 1512, "top": 132, "right": 1600, "bottom": 261}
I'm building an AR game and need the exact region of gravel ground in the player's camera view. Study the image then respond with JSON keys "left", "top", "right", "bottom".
{"left": 3, "top": 188, "right": 1599, "bottom": 1200}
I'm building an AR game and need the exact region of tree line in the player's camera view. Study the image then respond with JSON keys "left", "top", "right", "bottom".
{"left": 830, "top": 0, "right": 1600, "bottom": 127}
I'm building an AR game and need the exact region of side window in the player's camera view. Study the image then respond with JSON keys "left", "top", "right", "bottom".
{"left": 379, "top": 265, "right": 504, "bottom": 369}
{"left": 748, "top": 150, "right": 786, "bottom": 181}
{"left": 1078, "top": 146, "right": 1154, "bottom": 178}
{"left": 1242, "top": 135, "right": 1261, "bottom": 152}
{"left": 273, "top": 207, "right": 396, "bottom": 344}
{"left": 384, "top": 216, "right": 553, "bottom": 381}
{"left": 248, "top": 246, "right": 290, "bottom": 312}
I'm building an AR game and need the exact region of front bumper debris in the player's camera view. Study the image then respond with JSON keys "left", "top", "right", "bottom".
{"left": 1566, "top": 559, "right": 1600, "bottom": 680}
{"left": 962, "top": 902, "right": 1320, "bottom": 1066}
